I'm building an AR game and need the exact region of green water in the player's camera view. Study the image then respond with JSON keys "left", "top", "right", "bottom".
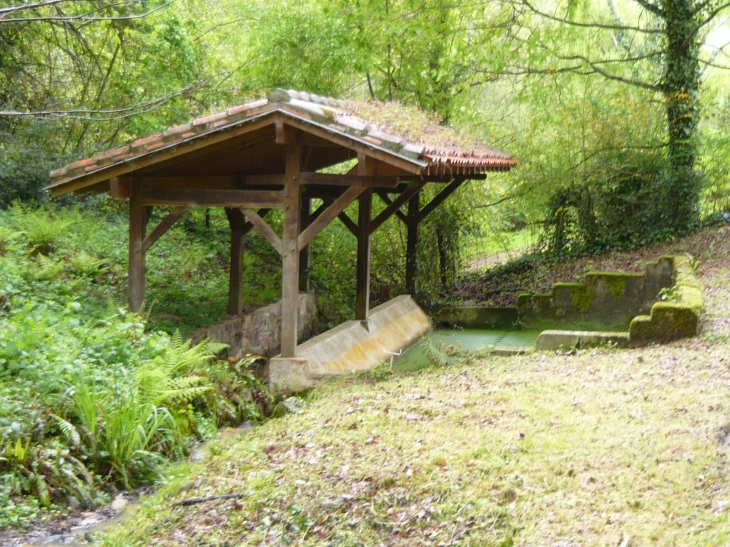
{"left": 392, "top": 329, "right": 541, "bottom": 371}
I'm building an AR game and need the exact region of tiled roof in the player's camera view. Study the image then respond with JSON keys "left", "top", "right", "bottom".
{"left": 47, "top": 89, "right": 517, "bottom": 192}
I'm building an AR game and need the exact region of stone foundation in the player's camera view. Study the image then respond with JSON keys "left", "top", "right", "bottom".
{"left": 190, "top": 293, "right": 317, "bottom": 357}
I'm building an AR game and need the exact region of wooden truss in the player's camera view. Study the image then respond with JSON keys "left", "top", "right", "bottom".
{"left": 113, "top": 128, "right": 484, "bottom": 359}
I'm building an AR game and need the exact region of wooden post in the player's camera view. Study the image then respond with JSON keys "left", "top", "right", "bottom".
{"left": 128, "top": 192, "right": 147, "bottom": 312}
{"left": 406, "top": 191, "right": 420, "bottom": 296}
{"left": 281, "top": 140, "right": 302, "bottom": 358}
{"left": 356, "top": 188, "right": 372, "bottom": 320}
{"left": 225, "top": 208, "right": 245, "bottom": 316}
{"left": 299, "top": 197, "right": 311, "bottom": 292}
{"left": 356, "top": 155, "right": 375, "bottom": 321}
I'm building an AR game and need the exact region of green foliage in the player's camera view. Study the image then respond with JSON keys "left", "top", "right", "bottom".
{"left": 0, "top": 205, "right": 282, "bottom": 520}
{"left": 423, "top": 338, "right": 462, "bottom": 367}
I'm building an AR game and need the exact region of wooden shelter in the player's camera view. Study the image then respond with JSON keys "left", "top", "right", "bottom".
{"left": 47, "top": 89, "right": 517, "bottom": 358}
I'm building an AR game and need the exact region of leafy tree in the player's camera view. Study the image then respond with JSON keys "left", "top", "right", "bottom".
{"left": 505, "top": 0, "right": 730, "bottom": 233}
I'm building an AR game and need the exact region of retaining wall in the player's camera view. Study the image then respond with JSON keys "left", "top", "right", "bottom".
{"left": 517, "top": 256, "right": 674, "bottom": 329}
{"left": 190, "top": 293, "right": 317, "bottom": 357}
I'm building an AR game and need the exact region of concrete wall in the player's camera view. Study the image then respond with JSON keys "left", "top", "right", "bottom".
{"left": 189, "top": 293, "right": 317, "bottom": 357}
{"left": 628, "top": 255, "right": 702, "bottom": 346}
{"left": 434, "top": 306, "right": 519, "bottom": 329}
{"left": 269, "top": 295, "right": 431, "bottom": 392}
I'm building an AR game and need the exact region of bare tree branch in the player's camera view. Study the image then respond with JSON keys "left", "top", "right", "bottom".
{"left": 0, "top": 0, "right": 177, "bottom": 23}
{"left": 0, "top": 81, "right": 203, "bottom": 121}
{"left": 519, "top": 0, "right": 663, "bottom": 34}
{"left": 631, "top": 0, "right": 665, "bottom": 17}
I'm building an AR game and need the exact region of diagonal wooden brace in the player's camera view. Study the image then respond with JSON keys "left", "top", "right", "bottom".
{"left": 369, "top": 181, "right": 426, "bottom": 235}
{"left": 143, "top": 206, "right": 189, "bottom": 253}
{"left": 418, "top": 178, "right": 466, "bottom": 221}
{"left": 297, "top": 185, "right": 367, "bottom": 251}
{"left": 241, "top": 208, "right": 283, "bottom": 255}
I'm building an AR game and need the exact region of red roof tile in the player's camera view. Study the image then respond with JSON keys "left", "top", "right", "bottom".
{"left": 47, "top": 89, "right": 517, "bottom": 194}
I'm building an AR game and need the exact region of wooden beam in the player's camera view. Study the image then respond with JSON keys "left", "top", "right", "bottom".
{"left": 369, "top": 181, "right": 426, "bottom": 235}
{"left": 310, "top": 201, "right": 327, "bottom": 222}
{"left": 281, "top": 139, "right": 303, "bottom": 357}
{"left": 419, "top": 179, "right": 466, "bottom": 221}
{"left": 128, "top": 193, "right": 147, "bottom": 312}
{"left": 140, "top": 188, "right": 285, "bottom": 208}
{"left": 298, "top": 172, "right": 399, "bottom": 188}
{"left": 338, "top": 212, "right": 358, "bottom": 236}
{"left": 406, "top": 191, "right": 420, "bottom": 296}
{"left": 111, "top": 176, "right": 134, "bottom": 198}
{"left": 299, "top": 197, "right": 311, "bottom": 292}
{"left": 242, "top": 208, "right": 269, "bottom": 236}
{"left": 355, "top": 154, "right": 375, "bottom": 321}
{"left": 115, "top": 175, "right": 285, "bottom": 191}
{"left": 297, "top": 185, "right": 367, "bottom": 252}
{"left": 240, "top": 208, "right": 283, "bottom": 255}
{"left": 399, "top": 174, "right": 486, "bottom": 182}
{"left": 142, "top": 206, "right": 188, "bottom": 253}
{"left": 275, "top": 116, "right": 298, "bottom": 145}
{"left": 225, "top": 208, "right": 246, "bottom": 316}
{"left": 375, "top": 191, "right": 407, "bottom": 224}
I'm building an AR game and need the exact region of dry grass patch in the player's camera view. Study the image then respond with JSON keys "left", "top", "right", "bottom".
{"left": 97, "top": 340, "right": 730, "bottom": 546}
{"left": 96, "top": 234, "right": 730, "bottom": 546}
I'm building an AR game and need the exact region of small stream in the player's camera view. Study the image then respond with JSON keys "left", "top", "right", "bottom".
{"left": 392, "top": 328, "right": 541, "bottom": 371}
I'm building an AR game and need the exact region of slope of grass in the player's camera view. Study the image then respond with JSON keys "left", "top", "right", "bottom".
{"left": 94, "top": 228, "right": 730, "bottom": 546}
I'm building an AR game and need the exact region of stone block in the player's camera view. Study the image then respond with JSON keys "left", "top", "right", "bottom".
{"left": 536, "top": 330, "right": 630, "bottom": 351}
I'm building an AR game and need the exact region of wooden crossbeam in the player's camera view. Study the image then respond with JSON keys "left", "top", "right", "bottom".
{"left": 143, "top": 206, "right": 188, "bottom": 253}
{"left": 241, "top": 208, "right": 283, "bottom": 255}
{"left": 369, "top": 181, "right": 427, "bottom": 234}
{"left": 297, "top": 185, "right": 367, "bottom": 251}
{"left": 298, "top": 172, "right": 399, "bottom": 188}
{"left": 112, "top": 175, "right": 285, "bottom": 195}
{"left": 140, "top": 188, "right": 285, "bottom": 208}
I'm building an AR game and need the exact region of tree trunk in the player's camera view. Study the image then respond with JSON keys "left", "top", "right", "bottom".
{"left": 663, "top": 0, "right": 701, "bottom": 231}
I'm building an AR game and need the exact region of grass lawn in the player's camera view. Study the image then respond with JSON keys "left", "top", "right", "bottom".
{"left": 94, "top": 227, "right": 730, "bottom": 546}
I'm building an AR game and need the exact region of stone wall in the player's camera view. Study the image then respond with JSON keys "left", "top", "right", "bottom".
{"left": 628, "top": 255, "right": 702, "bottom": 346}
{"left": 517, "top": 256, "right": 674, "bottom": 329}
{"left": 189, "top": 293, "right": 317, "bottom": 357}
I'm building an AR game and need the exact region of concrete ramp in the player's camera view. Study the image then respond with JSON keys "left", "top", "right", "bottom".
{"left": 269, "top": 295, "right": 431, "bottom": 392}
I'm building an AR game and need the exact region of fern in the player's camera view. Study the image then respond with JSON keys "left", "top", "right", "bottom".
{"left": 51, "top": 414, "right": 81, "bottom": 450}
{"left": 423, "top": 339, "right": 462, "bottom": 367}
{"left": 136, "top": 365, "right": 211, "bottom": 406}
